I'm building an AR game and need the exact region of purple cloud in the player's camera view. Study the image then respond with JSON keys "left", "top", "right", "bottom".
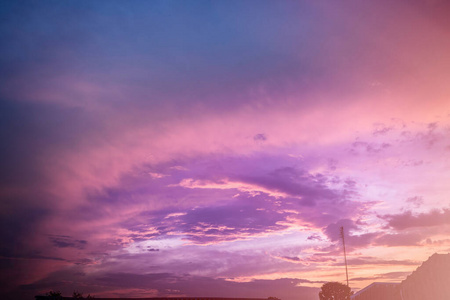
{"left": 49, "top": 235, "right": 87, "bottom": 249}
{"left": 76, "top": 153, "right": 368, "bottom": 247}
{"left": 372, "top": 123, "right": 393, "bottom": 136}
{"left": 406, "top": 196, "right": 424, "bottom": 207}
{"left": 350, "top": 141, "right": 391, "bottom": 155}
{"left": 130, "top": 195, "right": 288, "bottom": 244}
{"left": 253, "top": 133, "right": 267, "bottom": 141}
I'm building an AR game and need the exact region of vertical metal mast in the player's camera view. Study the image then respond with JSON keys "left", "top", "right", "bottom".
{"left": 340, "top": 226, "right": 349, "bottom": 286}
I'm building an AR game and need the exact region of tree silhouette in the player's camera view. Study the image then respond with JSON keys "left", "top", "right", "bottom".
{"left": 319, "top": 282, "right": 351, "bottom": 300}
{"left": 73, "top": 290, "right": 83, "bottom": 298}
{"left": 46, "top": 290, "right": 62, "bottom": 298}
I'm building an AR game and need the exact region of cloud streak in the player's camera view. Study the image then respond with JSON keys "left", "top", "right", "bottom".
{"left": 381, "top": 209, "right": 450, "bottom": 230}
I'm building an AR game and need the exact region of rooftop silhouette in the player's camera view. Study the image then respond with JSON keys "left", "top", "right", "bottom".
{"left": 351, "top": 253, "right": 450, "bottom": 300}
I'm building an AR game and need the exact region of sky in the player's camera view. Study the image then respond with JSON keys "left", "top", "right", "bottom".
{"left": 1, "top": 1, "right": 450, "bottom": 299}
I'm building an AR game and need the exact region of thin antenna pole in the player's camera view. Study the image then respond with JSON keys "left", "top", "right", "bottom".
{"left": 340, "top": 226, "right": 349, "bottom": 287}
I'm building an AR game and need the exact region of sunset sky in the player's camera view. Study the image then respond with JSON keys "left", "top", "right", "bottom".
{"left": 1, "top": 1, "right": 450, "bottom": 299}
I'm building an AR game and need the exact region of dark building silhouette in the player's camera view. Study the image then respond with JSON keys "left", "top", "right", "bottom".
{"left": 350, "top": 282, "right": 399, "bottom": 300}
{"left": 399, "top": 253, "right": 450, "bottom": 300}
{"left": 351, "top": 253, "right": 450, "bottom": 300}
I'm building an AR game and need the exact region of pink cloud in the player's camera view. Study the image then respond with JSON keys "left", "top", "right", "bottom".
{"left": 374, "top": 233, "right": 423, "bottom": 247}
{"left": 380, "top": 209, "right": 450, "bottom": 230}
